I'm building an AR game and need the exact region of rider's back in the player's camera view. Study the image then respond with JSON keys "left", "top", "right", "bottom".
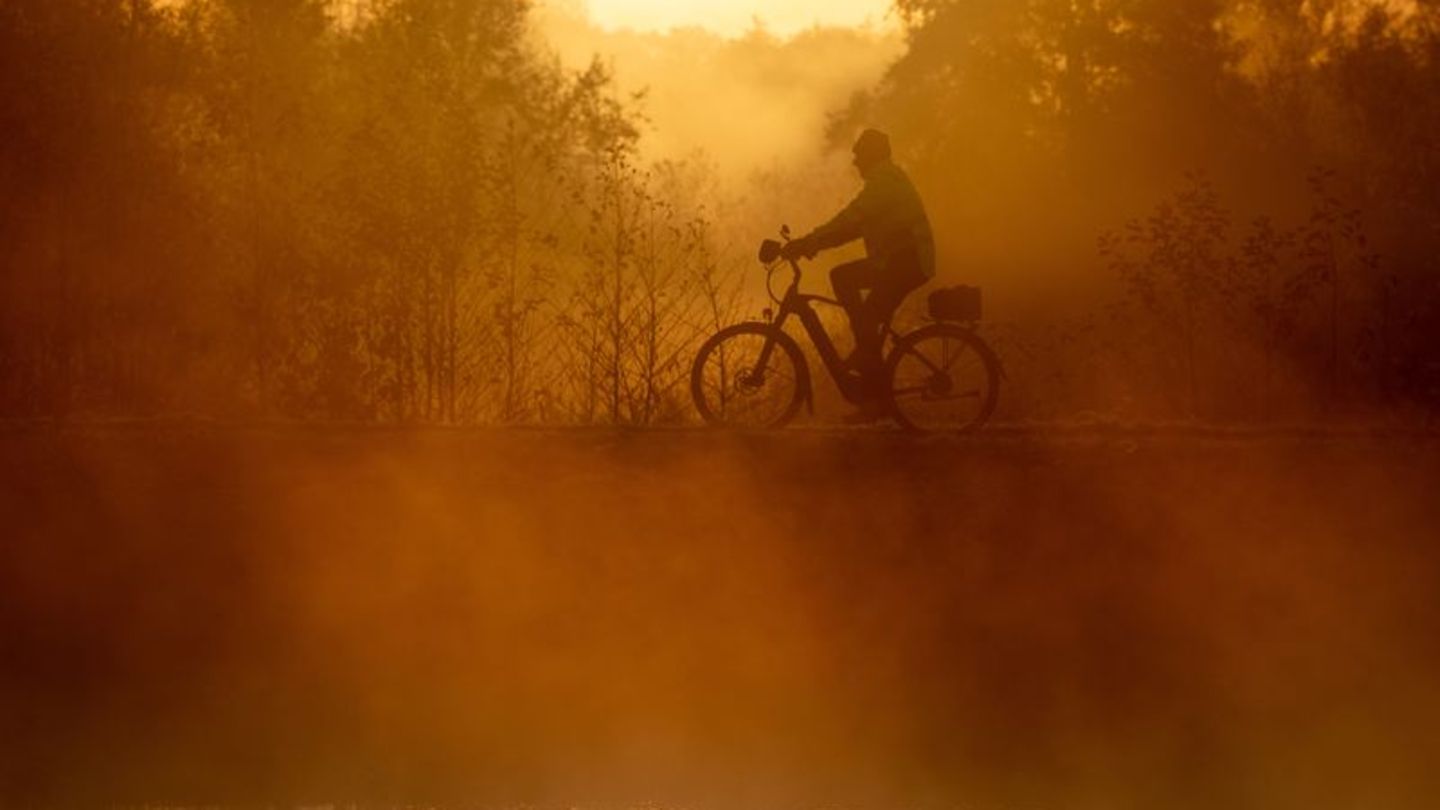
{"left": 811, "top": 158, "right": 936, "bottom": 278}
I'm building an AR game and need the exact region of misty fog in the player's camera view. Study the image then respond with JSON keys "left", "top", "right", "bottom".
{"left": 535, "top": 3, "right": 902, "bottom": 178}
{"left": 3, "top": 2, "right": 1440, "bottom": 808}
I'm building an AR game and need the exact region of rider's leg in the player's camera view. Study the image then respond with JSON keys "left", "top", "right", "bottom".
{"left": 855, "top": 255, "right": 929, "bottom": 391}
{"left": 863, "top": 255, "right": 929, "bottom": 340}
{"left": 830, "top": 259, "right": 884, "bottom": 372}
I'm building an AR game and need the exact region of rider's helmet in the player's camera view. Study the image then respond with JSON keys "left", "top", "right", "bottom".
{"left": 852, "top": 128, "right": 891, "bottom": 173}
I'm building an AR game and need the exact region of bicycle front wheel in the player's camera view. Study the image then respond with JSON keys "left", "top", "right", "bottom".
{"left": 884, "top": 323, "right": 1001, "bottom": 434}
{"left": 691, "top": 323, "right": 808, "bottom": 429}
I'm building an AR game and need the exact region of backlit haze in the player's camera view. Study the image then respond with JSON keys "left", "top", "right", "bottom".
{"left": 5, "top": 1, "right": 1440, "bottom": 807}
{"left": 536, "top": 1, "right": 902, "bottom": 178}
{"left": 580, "top": 0, "right": 895, "bottom": 37}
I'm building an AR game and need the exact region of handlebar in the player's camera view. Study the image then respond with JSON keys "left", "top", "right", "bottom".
{"left": 758, "top": 230, "right": 805, "bottom": 305}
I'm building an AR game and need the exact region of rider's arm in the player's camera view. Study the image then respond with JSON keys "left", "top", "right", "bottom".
{"left": 806, "top": 187, "right": 870, "bottom": 252}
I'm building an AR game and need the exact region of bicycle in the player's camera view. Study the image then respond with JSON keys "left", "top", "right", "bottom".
{"left": 690, "top": 226, "right": 1003, "bottom": 433}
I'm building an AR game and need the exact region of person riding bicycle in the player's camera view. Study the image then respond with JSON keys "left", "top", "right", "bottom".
{"left": 782, "top": 128, "right": 936, "bottom": 422}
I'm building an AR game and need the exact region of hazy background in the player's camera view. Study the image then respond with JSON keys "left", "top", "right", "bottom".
{"left": 535, "top": 1, "right": 902, "bottom": 177}
{"left": 3, "top": 3, "right": 1440, "bottom": 808}
{"left": 569, "top": 0, "right": 895, "bottom": 38}
{"left": 2, "top": 0, "right": 1438, "bottom": 423}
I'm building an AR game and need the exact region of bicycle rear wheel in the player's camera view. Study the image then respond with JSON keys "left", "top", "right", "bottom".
{"left": 884, "top": 323, "right": 1000, "bottom": 434}
{"left": 691, "top": 324, "right": 808, "bottom": 429}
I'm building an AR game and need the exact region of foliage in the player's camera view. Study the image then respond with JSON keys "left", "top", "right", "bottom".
{"left": 1098, "top": 170, "right": 1392, "bottom": 420}
{"left": 2, "top": 0, "right": 1438, "bottom": 424}
{"left": 0, "top": 0, "right": 737, "bottom": 423}
{"left": 844, "top": 0, "right": 1440, "bottom": 421}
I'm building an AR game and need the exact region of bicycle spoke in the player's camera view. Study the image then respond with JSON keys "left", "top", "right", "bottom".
{"left": 886, "top": 327, "right": 997, "bottom": 434}
{"left": 900, "top": 343, "right": 947, "bottom": 376}
{"left": 693, "top": 327, "right": 804, "bottom": 429}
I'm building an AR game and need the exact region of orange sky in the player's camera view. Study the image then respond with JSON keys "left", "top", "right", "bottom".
{"left": 561, "top": 0, "right": 897, "bottom": 37}
{"left": 536, "top": 3, "right": 902, "bottom": 175}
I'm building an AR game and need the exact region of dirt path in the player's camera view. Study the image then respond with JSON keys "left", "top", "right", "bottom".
{"left": 3, "top": 427, "right": 1438, "bottom": 808}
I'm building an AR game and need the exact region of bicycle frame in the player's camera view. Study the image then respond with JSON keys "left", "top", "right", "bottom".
{"left": 755, "top": 258, "right": 884, "bottom": 405}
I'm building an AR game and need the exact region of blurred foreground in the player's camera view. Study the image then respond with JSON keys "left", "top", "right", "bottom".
{"left": 2, "top": 425, "right": 1439, "bottom": 809}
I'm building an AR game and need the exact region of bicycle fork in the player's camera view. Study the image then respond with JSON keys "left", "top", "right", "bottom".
{"left": 754, "top": 313, "right": 817, "bottom": 416}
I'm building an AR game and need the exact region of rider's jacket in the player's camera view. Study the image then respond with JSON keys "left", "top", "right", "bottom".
{"left": 806, "top": 158, "right": 936, "bottom": 278}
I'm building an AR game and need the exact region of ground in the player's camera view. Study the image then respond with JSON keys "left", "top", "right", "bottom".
{"left": 2, "top": 424, "right": 1439, "bottom": 809}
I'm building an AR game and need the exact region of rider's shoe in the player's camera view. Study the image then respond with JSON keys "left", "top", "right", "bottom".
{"left": 842, "top": 401, "right": 885, "bottom": 426}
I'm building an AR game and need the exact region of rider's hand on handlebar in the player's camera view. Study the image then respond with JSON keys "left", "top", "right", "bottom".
{"left": 781, "top": 235, "right": 817, "bottom": 262}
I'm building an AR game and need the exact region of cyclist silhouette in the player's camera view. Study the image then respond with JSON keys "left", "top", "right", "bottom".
{"left": 782, "top": 128, "right": 935, "bottom": 422}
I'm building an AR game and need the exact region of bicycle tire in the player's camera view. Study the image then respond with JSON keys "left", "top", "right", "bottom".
{"left": 691, "top": 323, "right": 809, "bottom": 429}
{"left": 883, "top": 323, "right": 1001, "bottom": 434}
